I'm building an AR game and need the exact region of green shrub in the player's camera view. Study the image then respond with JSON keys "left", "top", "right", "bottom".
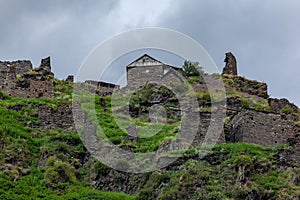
{"left": 45, "top": 158, "right": 77, "bottom": 191}
{"left": 280, "top": 105, "right": 295, "bottom": 115}
{"left": 181, "top": 60, "right": 204, "bottom": 77}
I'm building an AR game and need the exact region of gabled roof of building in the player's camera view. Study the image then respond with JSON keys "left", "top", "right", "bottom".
{"left": 127, "top": 54, "right": 180, "bottom": 70}
{"left": 127, "top": 54, "right": 164, "bottom": 68}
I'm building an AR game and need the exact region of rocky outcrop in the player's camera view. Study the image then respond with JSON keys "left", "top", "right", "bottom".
{"left": 225, "top": 76, "right": 269, "bottom": 98}
{"left": 91, "top": 169, "right": 149, "bottom": 195}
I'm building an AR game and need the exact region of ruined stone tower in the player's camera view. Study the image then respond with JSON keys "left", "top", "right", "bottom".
{"left": 0, "top": 57, "right": 54, "bottom": 98}
{"left": 222, "top": 52, "right": 237, "bottom": 76}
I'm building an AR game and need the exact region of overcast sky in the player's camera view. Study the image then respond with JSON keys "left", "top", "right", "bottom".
{"left": 0, "top": 0, "right": 299, "bottom": 105}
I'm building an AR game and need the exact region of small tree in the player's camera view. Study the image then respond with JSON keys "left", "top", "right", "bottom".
{"left": 181, "top": 60, "right": 204, "bottom": 77}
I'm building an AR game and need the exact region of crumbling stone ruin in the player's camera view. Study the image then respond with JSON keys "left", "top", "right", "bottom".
{"left": 65, "top": 75, "right": 74, "bottom": 83}
{"left": 222, "top": 52, "right": 237, "bottom": 75}
{"left": 85, "top": 80, "right": 120, "bottom": 95}
{"left": 0, "top": 57, "right": 54, "bottom": 98}
{"left": 0, "top": 60, "right": 32, "bottom": 74}
{"left": 225, "top": 109, "right": 296, "bottom": 147}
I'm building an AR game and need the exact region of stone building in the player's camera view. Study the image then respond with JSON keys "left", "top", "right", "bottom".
{"left": 126, "top": 54, "right": 183, "bottom": 88}
{"left": 85, "top": 80, "right": 120, "bottom": 94}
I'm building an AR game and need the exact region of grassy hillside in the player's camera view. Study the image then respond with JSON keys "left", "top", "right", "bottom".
{"left": 0, "top": 78, "right": 300, "bottom": 199}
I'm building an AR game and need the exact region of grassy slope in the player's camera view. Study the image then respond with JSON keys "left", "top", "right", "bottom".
{"left": 0, "top": 86, "right": 134, "bottom": 200}
{"left": 0, "top": 78, "right": 300, "bottom": 199}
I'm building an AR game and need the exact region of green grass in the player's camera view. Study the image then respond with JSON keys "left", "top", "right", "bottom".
{"left": 136, "top": 143, "right": 300, "bottom": 199}
{"left": 0, "top": 170, "right": 134, "bottom": 200}
{"left": 95, "top": 104, "right": 179, "bottom": 153}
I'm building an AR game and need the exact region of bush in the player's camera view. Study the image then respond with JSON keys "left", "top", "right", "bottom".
{"left": 45, "top": 158, "right": 77, "bottom": 191}
{"left": 181, "top": 60, "right": 204, "bottom": 77}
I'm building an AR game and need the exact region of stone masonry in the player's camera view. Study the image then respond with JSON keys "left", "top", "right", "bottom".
{"left": 38, "top": 104, "right": 74, "bottom": 130}
{"left": 0, "top": 60, "right": 32, "bottom": 75}
{"left": 225, "top": 109, "right": 296, "bottom": 147}
{"left": 85, "top": 80, "right": 120, "bottom": 95}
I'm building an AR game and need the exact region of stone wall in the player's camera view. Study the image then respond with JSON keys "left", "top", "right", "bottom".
{"left": 127, "top": 65, "right": 184, "bottom": 90}
{"left": 127, "top": 65, "right": 164, "bottom": 88}
{"left": 84, "top": 80, "right": 120, "bottom": 95}
{"left": 38, "top": 104, "right": 74, "bottom": 130}
{"left": 0, "top": 69, "right": 16, "bottom": 92}
{"left": 160, "top": 68, "right": 184, "bottom": 86}
{"left": 225, "top": 109, "right": 295, "bottom": 147}
{"left": 0, "top": 60, "right": 32, "bottom": 74}
{"left": 126, "top": 54, "right": 183, "bottom": 89}
{"left": 192, "top": 112, "right": 226, "bottom": 147}
{"left": 29, "top": 80, "right": 54, "bottom": 98}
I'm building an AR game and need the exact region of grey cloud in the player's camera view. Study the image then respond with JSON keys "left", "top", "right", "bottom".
{"left": 0, "top": 0, "right": 299, "bottom": 105}
{"left": 157, "top": 0, "right": 300, "bottom": 105}
{"left": 0, "top": 0, "right": 120, "bottom": 76}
